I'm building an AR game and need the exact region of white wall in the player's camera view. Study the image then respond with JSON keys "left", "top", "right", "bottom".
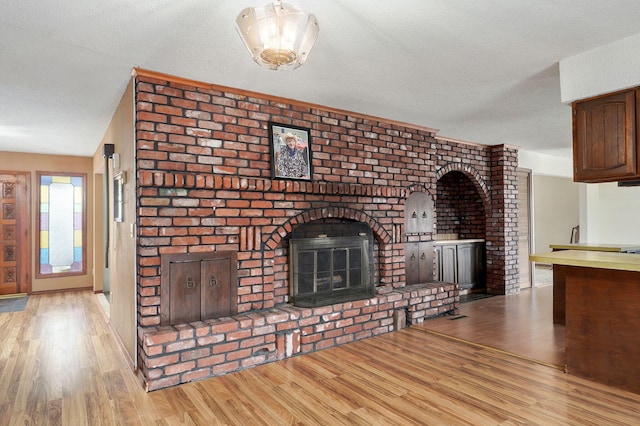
{"left": 520, "top": 150, "right": 640, "bottom": 247}
{"left": 560, "top": 32, "right": 640, "bottom": 103}
{"left": 533, "top": 175, "right": 580, "bottom": 252}
{"left": 579, "top": 183, "right": 640, "bottom": 244}
{"left": 518, "top": 150, "right": 572, "bottom": 177}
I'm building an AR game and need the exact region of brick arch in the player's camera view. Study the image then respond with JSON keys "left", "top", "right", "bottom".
{"left": 264, "top": 207, "right": 392, "bottom": 250}
{"left": 436, "top": 162, "right": 490, "bottom": 210}
{"left": 406, "top": 183, "right": 436, "bottom": 198}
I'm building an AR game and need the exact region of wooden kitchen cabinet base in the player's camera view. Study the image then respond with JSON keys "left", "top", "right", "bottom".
{"left": 565, "top": 266, "right": 640, "bottom": 394}
{"left": 552, "top": 264, "right": 566, "bottom": 325}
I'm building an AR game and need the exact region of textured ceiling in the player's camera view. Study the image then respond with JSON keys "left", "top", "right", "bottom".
{"left": 2, "top": 0, "right": 640, "bottom": 158}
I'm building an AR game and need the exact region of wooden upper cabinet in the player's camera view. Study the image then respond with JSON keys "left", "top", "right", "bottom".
{"left": 573, "top": 89, "right": 638, "bottom": 182}
{"left": 404, "top": 191, "right": 434, "bottom": 234}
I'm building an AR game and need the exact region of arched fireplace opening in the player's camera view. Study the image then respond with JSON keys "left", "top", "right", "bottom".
{"left": 287, "top": 219, "right": 375, "bottom": 307}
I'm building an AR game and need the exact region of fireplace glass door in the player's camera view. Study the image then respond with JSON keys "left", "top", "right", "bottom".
{"left": 290, "top": 236, "right": 372, "bottom": 307}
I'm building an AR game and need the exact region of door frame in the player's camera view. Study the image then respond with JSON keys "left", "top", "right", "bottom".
{"left": 517, "top": 168, "right": 533, "bottom": 289}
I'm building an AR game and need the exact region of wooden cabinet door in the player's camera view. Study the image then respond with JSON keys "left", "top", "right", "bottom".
{"left": 456, "top": 243, "right": 485, "bottom": 289}
{"left": 161, "top": 252, "right": 237, "bottom": 326}
{"left": 169, "top": 259, "right": 202, "bottom": 325}
{"left": 201, "top": 257, "right": 233, "bottom": 319}
{"left": 440, "top": 244, "right": 457, "bottom": 283}
{"left": 573, "top": 89, "right": 637, "bottom": 182}
{"left": 417, "top": 242, "right": 434, "bottom": 283}
{"left": 456, "top": 244, "right": 473, "bottom": 287}
{"left": 405, "top": 242, "right": 434, "bottom": 285}
{"left": 405, "top": 242, "right": 421, "bottom": 285}
{"left": 404, "top": 192, "right": 434, "bottom": 234}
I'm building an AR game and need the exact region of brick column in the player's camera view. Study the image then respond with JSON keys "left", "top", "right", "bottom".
{"left": 486, "top": 145, "right": 519, "bottom": 295}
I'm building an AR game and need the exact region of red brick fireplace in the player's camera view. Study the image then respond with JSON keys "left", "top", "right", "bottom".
{"left": 133, "top": 69, "right": 519, "bottom": 391}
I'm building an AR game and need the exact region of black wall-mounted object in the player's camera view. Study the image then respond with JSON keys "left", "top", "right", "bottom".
{"left": 102, "top": 143, "right": 115, "bottom": 158}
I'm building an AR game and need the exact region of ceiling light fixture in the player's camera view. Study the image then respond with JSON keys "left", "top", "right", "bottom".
{"left": 235, "top": 0, "right": 319, "bottom": 70}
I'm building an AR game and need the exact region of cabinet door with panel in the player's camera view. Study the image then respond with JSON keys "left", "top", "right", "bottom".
{"left": 573, "top": 89, "right": 637, "bottom": 182}
{"left": 437, "top": 244, "right": 457, "bottom": 283}
{"left": 161, "top": 252, "right": 237, "bottom": 326}
{"left": 456, "top": 243, "right": 485, "bottom": 289}
{"left": 201, "top": 257, "right": 234, "bottom": 320}
{"left": 404, "top": 192, "right": 434, "bottom": 234}
{"left": 406, "top": 241, "right": 434, "bottom": 285}
{"left": 168, "top": 258, "right": 203, "bottom": 325}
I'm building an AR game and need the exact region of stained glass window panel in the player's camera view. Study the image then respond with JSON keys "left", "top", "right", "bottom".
{"left": 37, "top": 173, "right": 86, "bottom": 277}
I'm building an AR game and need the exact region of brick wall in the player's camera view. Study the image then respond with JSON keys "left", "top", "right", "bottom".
{"left": 133, "top": 69, "right": 518, "bottom": 390}
{"left": 487, "top": 145, "right": 520, "bottom": 295}
{"left": 139, "top": 282, "right": 458, "bottom": 391}
{"left": 436, "top": 171, "right": 486, "bottom": 239}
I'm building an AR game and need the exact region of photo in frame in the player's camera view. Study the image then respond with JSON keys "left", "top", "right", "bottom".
{"left": 269, "top": 122, "right": 313, "bottom": 181}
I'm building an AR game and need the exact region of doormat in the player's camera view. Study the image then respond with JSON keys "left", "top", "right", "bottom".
{"left": 459, "top": 293, "right": 494, "bottom": 303}
{"left": 0, "top": 296, "right": 28, "bottom": 313}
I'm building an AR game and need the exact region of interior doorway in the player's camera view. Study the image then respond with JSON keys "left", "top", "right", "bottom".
{"left": 0, "top": 172, "right": 30, "bottom": 295}
{"left": 517, "top": 168, "right": 532, "bottom": 289}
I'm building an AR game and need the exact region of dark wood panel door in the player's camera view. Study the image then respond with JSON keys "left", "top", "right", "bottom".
{"left": 457, "top": 243, "right": 485, "bottom": 289}
{"left": 161, "top": 251, "right": 238, "bottom": 326}
{"left": 169, "top": 259, "right": 202, "bottom": 324}
{"left": 573, "top": 89, "right": 637, "bottom": 182}
{"left": 440, "top": 245, "right": 457, "bottom": 283}
{"left": 406, "top": 242, "right": 434, "bottom": 285}
{"left": 419, "top": 241, "right": 434, "bottom": 284}
{"left": 404, "top": 192, "right": 434, "bottom": 235}
{"left": 201, "top": 257, "right": 233, "bottom": 319}
{"left": 0, "top": 173, "right": 29, "bottom": 295}
{"left": 405, "top": 242, "right": 420, "bottom": 285}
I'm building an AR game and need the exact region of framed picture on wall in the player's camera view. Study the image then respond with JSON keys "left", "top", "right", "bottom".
{"left": 269, "top": 122, "right": 313, "bottom": 181}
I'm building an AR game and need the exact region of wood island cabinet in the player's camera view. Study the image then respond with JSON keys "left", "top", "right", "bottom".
{"left": 573, "top": 88, "right": 640, "bottom": 182}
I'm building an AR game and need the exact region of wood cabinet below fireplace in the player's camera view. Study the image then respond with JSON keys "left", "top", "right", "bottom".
{"left": 160, "top": 252, "right": 237, "bottom": 326}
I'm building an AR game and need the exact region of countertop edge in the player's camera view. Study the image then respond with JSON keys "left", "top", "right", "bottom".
{"left": 434, "top": 239, "right": 485, "bottom": 245}
{"left": 549, "top": 243, "right": 640, "bottom": 252}
{"left": 530, "top": 250, "right": 640, "bottom": 272}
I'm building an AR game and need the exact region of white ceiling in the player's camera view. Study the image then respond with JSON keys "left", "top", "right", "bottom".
{"left": 2, "top": 1, "right": 640, "bottom": 159}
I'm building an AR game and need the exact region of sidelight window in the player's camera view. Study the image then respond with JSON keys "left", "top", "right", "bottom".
{"left": 36, "top": 173, "right": 86, "bottom": 278}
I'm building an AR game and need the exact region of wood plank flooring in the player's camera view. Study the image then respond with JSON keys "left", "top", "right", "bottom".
{"left": 419, "top": 284, "right": 565, "bottom": 368}
{"left": 1, "top": 290, "right": 640, "bottom": 425}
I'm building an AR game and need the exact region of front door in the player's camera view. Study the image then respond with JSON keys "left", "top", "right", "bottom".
{"left": 0, "top": 173, "right": 30, "bottom": 295}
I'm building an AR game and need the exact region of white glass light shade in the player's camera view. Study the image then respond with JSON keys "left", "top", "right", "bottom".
{"left": 235, "top": 1, "right": 319, "bottom": 70}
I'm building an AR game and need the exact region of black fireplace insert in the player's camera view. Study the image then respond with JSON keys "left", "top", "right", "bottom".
{"left": 289, "top": 234, "right": 374, "bottom": 307}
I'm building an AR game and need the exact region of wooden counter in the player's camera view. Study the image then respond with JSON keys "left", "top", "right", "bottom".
{"left": 529, "top": 250, "right": 640, "bottom": 394}
{"left": 549, "top": 243, "right": 640, "bottom": 253}
{"left": 537, "top": 247, "right": 640, "bottom": 325}
{"left": 530, "top": 249, "right": 640, "bottom": 271}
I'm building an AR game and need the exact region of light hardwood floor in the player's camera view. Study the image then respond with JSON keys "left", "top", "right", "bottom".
{"left": 419, "top": 284, "right": 565, "bottom": 368}
{"left": 1, "top": 290, "right": 640, "bottom": 425}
